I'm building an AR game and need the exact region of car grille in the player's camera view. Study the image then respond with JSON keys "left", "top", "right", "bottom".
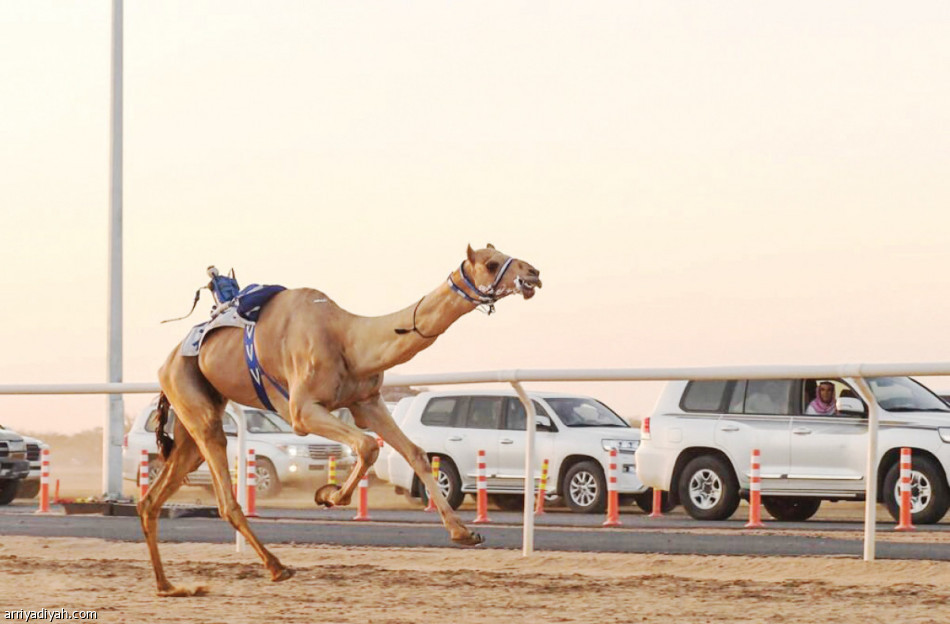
{"left": 307, "top": 444, "right": 344, "bottom": 460}
{"left": 0, "top": 441, "right": 7, "bottom": 458}
{"left": 26, "top": 443, "right": 40, "bottom": 462}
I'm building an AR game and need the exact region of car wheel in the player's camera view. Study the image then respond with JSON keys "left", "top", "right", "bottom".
{"left": 563, "top": 460, "right": 607, "bottom": 513}
{"left": 419, "top": 459, "right": 464, "bottom": 510}
{"left": 633, "top": 489, "right": 677, "bottom": 514}
{"left": 255, "top": 457, "right": 281, "bottom": 498}
{"left": 16, "top": 479, "right": 40, "bottom": 499}
{"left": 883, "top": 455, "right": 950, "bottom": 525}
{"left": 489, "top": 494, "right": 525, "bottom": 511}
{"left": 0, "top": 480, "right": 18, "bottom": 505}
{"left": 677, "top": 455, "right": 740, "bottom": 521}
{"left": 762, "top": 496, "right": 822, "bottom": 522}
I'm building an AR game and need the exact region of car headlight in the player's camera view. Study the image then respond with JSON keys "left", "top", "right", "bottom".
{"left": 939, "top": 428, "right": 950, "bottom": 443}
{"left": 278, "top": 444, "right": 310, "bottom": 458}
{"left": 602, "top": 439, "right": 639, "bottom": 453}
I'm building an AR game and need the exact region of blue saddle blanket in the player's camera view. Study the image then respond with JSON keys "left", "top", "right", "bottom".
{"left": 180, "top": 284, "right": 286, "bottom": 356}
{"left": 235, "top": 284, "right": 286, "bottom": 322}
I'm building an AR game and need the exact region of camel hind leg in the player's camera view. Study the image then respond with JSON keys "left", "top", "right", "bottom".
{"left": 153, "top": 352, "right": 292, "bottom": 594}
{"left": 193, "top": 418, "right": 293, "bottom": 579}
{"left": 138, "top": 419, "right": 207, "bottom": 597}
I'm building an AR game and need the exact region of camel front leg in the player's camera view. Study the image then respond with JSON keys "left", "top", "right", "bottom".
{"left": 289, "top": 393, "right": 379, "bottom": 508}
{"left": 351, "top": 397, "right": 483, "bottom": 546}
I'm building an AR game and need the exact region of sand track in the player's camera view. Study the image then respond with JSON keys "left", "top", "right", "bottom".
{"left": 3, "top": 537, "right": 950, "bottom": 623}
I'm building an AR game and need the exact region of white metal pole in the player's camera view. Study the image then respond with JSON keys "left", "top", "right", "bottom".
{"left": 851, "top": 377, "right": 879, "bottom": 561}
{"left": 511, "top": 382, "right": 536, "bottom": 556}
{"left": 232, "top": 403, "right": 248, "bottom": 553}
{"left": 103, "top": 0, "right": 125, "bottom": 500}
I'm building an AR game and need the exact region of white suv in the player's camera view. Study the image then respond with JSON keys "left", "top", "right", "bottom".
{"left": 374, "top": 390, "right": 648, "bottom": 513}
{"left": 123, "top": 397, "right": 355, "bottom": 497}
{"left": 637, "top": 376, "right": 950, "bottom": 524}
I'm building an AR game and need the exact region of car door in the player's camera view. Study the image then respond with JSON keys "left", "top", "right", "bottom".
{"left": 495, "top": 397, "right": 557, "bottom": 490}
{"left": 714, "top": 379, "right": 792, "bottom": 491}
{"left": 788, "top": 379, "right": 867, "bottom": 492}
{"left": 455, "top": 396, "right": 504, "bottom": 486}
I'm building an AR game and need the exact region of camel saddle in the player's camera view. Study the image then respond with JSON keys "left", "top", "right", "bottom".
{"left": 180, "top": 284, "right": 285, "bottom": 357}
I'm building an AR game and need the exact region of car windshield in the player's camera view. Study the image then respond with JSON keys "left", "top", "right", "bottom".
{"left": 867, "top": 377, "right": 950, "bottom": 413}
{"left": 245, "top": 410, "right": 294, "bottom": 433}
{"left": 544, "top": 398, "right": 629, "bottom": 428}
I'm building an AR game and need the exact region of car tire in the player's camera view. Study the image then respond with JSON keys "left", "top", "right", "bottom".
{"left": 563, "top": 460, "right": 607, "bottom": 514}
{"left": 762, "top": 496, "right": 822, "bottom": 522}
{"left": 418, "top": 458, "right": 464, "bottom": 510}
{"left": 677, "top": 455, "right": 740, "bottom": 521}
{"left": 633, "top": 489, "right": 677, "bottom": 514}
{"left": 16, "top": 479, "right": 40, "bottom": 499}
{"left": 0, "top": 480, "right": 18, "bottom": 505}
{"left": 883, "top": 455, "right": 950, "bottom": 525}
{"left": 255, "top": 457, "right": 281, "bottom": 498}
{"left": 489, "top": 494, "right": 525, "bottom": 511}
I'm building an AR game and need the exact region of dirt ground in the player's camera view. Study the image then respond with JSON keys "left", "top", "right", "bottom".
{"left": 8, "top": 431, "right": 950, "bottom": 623}
{"left": 3, "top": 537, "right": 950, "bottom": 624}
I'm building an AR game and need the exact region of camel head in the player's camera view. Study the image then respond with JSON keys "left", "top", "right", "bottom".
{"left": 464, "top": 243, "right": 542, "bottom": 302}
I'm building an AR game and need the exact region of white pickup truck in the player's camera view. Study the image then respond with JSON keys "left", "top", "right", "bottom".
{"left": 636, "top": 376, "right": 950, "bottom": 523}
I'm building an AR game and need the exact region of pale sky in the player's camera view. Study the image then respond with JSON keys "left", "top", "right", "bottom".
{"left": 2, "top": 2, "right": 950, "bottom": 435}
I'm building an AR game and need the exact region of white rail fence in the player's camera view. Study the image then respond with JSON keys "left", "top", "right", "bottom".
{"left": 4, "top": 361, "right": 950, "bottom": 561}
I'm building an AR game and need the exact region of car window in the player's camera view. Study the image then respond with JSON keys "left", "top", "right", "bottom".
{"left": 222, "top": 414, "right": 238, "bottom": 435}
{"left": 744, "top": 380, "right": 794, "bottom": 415}
{"left": 544, "top": 398, "right": 628, "bottom": 428}
{"left": 681, "top": 381, "right": 729, "bottom": 413}
{"left": 144, "top": 409, "right": 176, "bottom": 434}
{"left": 727, "top": 381, "right": 746, "bottom": 414}
{"left": 503, "top": 398, "right": 556, "bottom": 432}
{"left": 421, "top": 397, "right": 468, "bottom": 428}
{"left": 245, "top": 409, "right": 293, "bottom": 433}
{"left": 464, "top": 397, "right": 503, "bottom": 430}
{"left": 799, "top": 379, "right": 863, "bottom": 416}
{"left": 868, "top": 377, "right": 950, "bottom": 413}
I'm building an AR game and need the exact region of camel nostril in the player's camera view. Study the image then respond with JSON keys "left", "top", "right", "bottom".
{"left": 529, "top": 268, "right": 540, "bottom": 277}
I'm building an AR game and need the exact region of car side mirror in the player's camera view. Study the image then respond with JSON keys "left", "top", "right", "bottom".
{"left": 836, "top": 397, "right": 866, "bottom": 416}
{"left": 535, "top": 415, "right": 552, "bottom": 428}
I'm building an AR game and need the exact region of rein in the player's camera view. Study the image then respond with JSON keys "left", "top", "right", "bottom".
{"left": 394, "top": 257, "right": 515, "bottom": 338}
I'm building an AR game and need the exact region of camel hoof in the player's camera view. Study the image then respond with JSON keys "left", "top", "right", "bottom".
{"left": 452, "top": 531, "right": 484, "bottom": 547}
{"left": 314, "top": 484, "right": 340, "bottom": 507}
{"left": 272, "top": 567, "right": 295, "bottom": 583}
{"left": 157, "top": 585, "right": 209, "bottom": 598}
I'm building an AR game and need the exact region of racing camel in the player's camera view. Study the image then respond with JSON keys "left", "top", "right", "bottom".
{"left": 139, "top": 244, "right": 542, "bottom": 596}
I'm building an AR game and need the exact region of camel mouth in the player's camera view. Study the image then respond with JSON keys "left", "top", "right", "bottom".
{"left": 518, "top": 278, "right": 541, "bottom": 300}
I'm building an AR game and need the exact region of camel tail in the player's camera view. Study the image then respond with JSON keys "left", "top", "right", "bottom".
{"left": 156, "top": 392, "right": 175, "bottom": 460}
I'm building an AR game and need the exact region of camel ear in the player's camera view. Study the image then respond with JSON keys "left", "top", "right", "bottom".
{"left": 486, "top": 243, "right": 495, "bottom": 250}
{"left": 467, "top": 244, "right": 477, "bottom": 264}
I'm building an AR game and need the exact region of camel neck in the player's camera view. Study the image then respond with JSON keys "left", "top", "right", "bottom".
{"left": 346, "top": 280, "right": 475, "bottom": 376}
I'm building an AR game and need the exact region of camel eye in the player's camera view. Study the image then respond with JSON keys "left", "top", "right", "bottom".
{"left": 486, "top": 260, "right": 500, "bottom": 273}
